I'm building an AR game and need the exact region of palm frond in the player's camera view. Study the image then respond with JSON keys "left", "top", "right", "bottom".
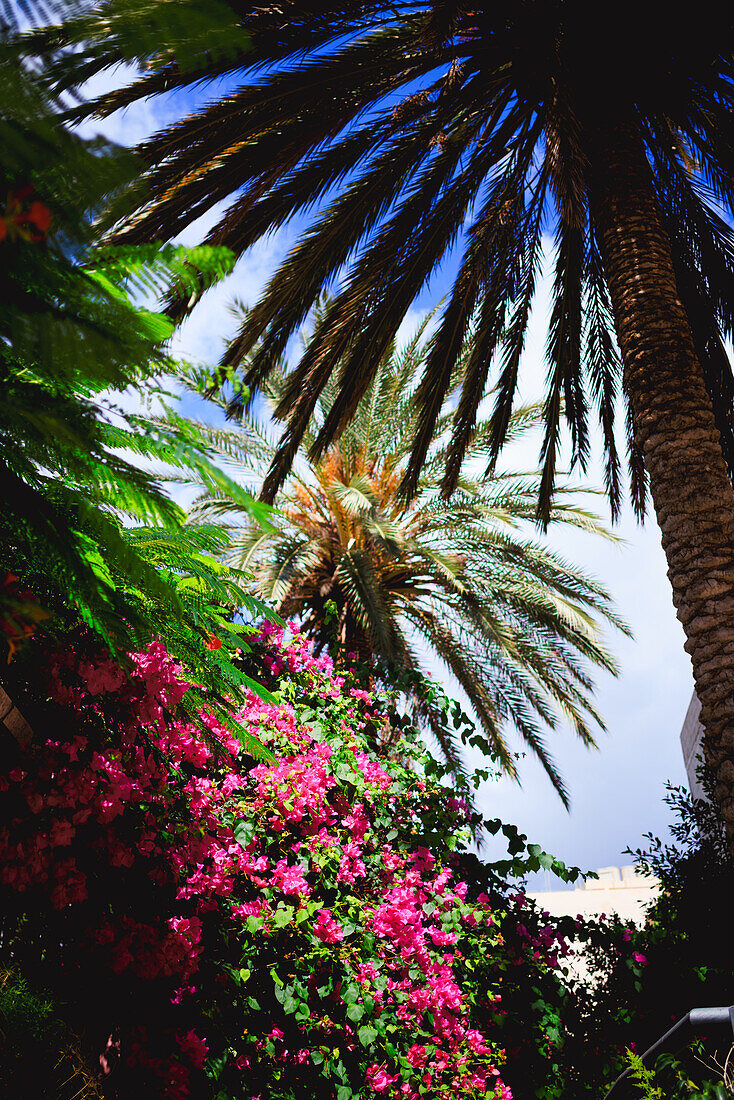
{"left": 41, "top": 0, "right": 734, "bottom": 524}
{"left": 181, "top": 329, "right": 627, "bottom": 802}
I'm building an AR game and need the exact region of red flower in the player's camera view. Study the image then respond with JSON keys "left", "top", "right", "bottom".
{"left": 205, "top": 635, "right": 223, "bottom": 651}
{"left": 1, "top": 186, "right": 53, "bottom": 243}
{"left": 25, "top": 201, "right": 53, "bottom": 232}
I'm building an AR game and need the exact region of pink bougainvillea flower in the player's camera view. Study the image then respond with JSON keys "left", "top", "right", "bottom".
{"left": 0, "top": 625, "right": 571, "bottom": 1099}
{"left": 176, "top": 1029, "right": 209, "bottom": 1070}
{"left": 313, "top": 908, "right": 344, "bottom": 943}
{"left": 366, "top": 1064, "right": 396, "bottom": 1092}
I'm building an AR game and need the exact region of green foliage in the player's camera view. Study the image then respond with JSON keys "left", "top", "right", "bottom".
{"left": 0, "top": 623, "right": 597, "bottom": 1099}
{"left": 0, "top": 969, "right": 54, "bottom": 1040}
{"left": 622, "top": 1049, "right": 733, "bottom": 1100}
{"left": 610, "top": 782, "right": 734, "bottom": 1099}
{"left": 523, "top": 781, "right": 734, "bottom": 1099}
{"left": 176, "top": 321, "right": 628, "bottom": 801}
{"left": 0, "top": 34, "right": 276, "bottom": 718}
{"left": 0, "top": 968, "right": 102, "bottom": 1098}
{"left": 19, "top": 0, "right": 252, "bottom": 160}
{"left": 626, "top": 1049, "right": 664, "bottom": 1099}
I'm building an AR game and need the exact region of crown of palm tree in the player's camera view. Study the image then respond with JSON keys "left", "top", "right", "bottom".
{"left": 177, "top": 320, "right": 629, "bottom": 804}
{"left": 51, "top": 0, "right": 734, "bottom": 518}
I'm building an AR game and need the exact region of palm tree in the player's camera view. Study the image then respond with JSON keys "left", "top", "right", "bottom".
{"left": 176, "top": 324, "right": 627, "bottom": 804}
{"left": 43, "top": 4, "right": 734, "bottom": 833}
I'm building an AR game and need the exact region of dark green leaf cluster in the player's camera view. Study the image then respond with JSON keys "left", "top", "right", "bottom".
{"left": 0, "top": 42, "right": 275, "bottom": 714}
{"left": 537, "top": 781, "right": 734, "bottom": 1099}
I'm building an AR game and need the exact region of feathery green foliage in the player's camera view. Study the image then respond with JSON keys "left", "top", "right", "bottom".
{"left": 19, "top": 0, "right": 251, "bottom": 97}
{"left": 0, "top": 30, "right": 276, "bottom": 730}
{"left": 44, "top": 1, "right": 734, "bottom": 518}
{"left": 175, "top": 319, "right": 629, "bottom": 802}
{"left": 625, "top": 1050, "right": 664, "bottom": 1100}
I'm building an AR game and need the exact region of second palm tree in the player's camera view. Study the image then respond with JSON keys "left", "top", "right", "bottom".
{"left": 177, "top": 324, "right": 628, "bottom": 805}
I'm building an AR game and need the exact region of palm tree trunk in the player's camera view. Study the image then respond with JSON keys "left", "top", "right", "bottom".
{"left": 590, "top": 122, "right": 734, "bottom": 841}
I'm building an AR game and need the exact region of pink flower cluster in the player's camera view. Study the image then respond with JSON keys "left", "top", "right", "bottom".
{"left": 0, "top": 626, "right": 561, "bottom": 1100}
{"left": 0, "top": 640, "right": 220, "bottom": 1096}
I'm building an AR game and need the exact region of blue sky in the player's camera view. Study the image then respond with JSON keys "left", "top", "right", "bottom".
{"left": 86, "top": 66, "right": 694, "bottom": 885}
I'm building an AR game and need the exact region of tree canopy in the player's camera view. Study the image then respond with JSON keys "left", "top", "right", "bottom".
{"left": 0, "top": 29, "right": 275, "bottom": 727}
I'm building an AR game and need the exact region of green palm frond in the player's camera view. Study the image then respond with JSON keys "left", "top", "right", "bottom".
{"left": 181, "top": 329, "right": 629, "bottom": 803}
{"left": 42, "top": 2, "right": 734, "bottom": 522}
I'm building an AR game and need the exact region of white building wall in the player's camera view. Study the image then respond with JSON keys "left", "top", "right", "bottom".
{"left": 528, "top": 865, "right": 659, "bottom": 925}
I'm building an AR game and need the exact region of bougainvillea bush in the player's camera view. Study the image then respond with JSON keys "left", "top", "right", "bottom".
{"left": 0, "top": 624, "right": 640, "bottom": 1099}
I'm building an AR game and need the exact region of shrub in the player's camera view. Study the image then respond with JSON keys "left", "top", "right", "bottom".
{"left": 3, "top": 621, "right": 667, "bottom": 1098}
{"left": 0, "top": 624, "right": 586, "bottom": 1099}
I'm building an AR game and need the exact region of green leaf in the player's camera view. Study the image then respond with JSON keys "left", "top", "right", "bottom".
{"left": 233, "top": 819, "right": 256, "bottom": 850}
{"left": 273, "top": 905, "right": 294, "bottom": 928}
{"left": 343, "top": 983, "right": 360, "bottom": 1005}
{"left": 358, "top": 1025, "right": 378, "bottom": 1047}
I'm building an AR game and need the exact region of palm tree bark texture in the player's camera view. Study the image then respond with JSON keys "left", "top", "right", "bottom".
{"left": 592, "top": 123, "right": 734, "bottom": 828}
